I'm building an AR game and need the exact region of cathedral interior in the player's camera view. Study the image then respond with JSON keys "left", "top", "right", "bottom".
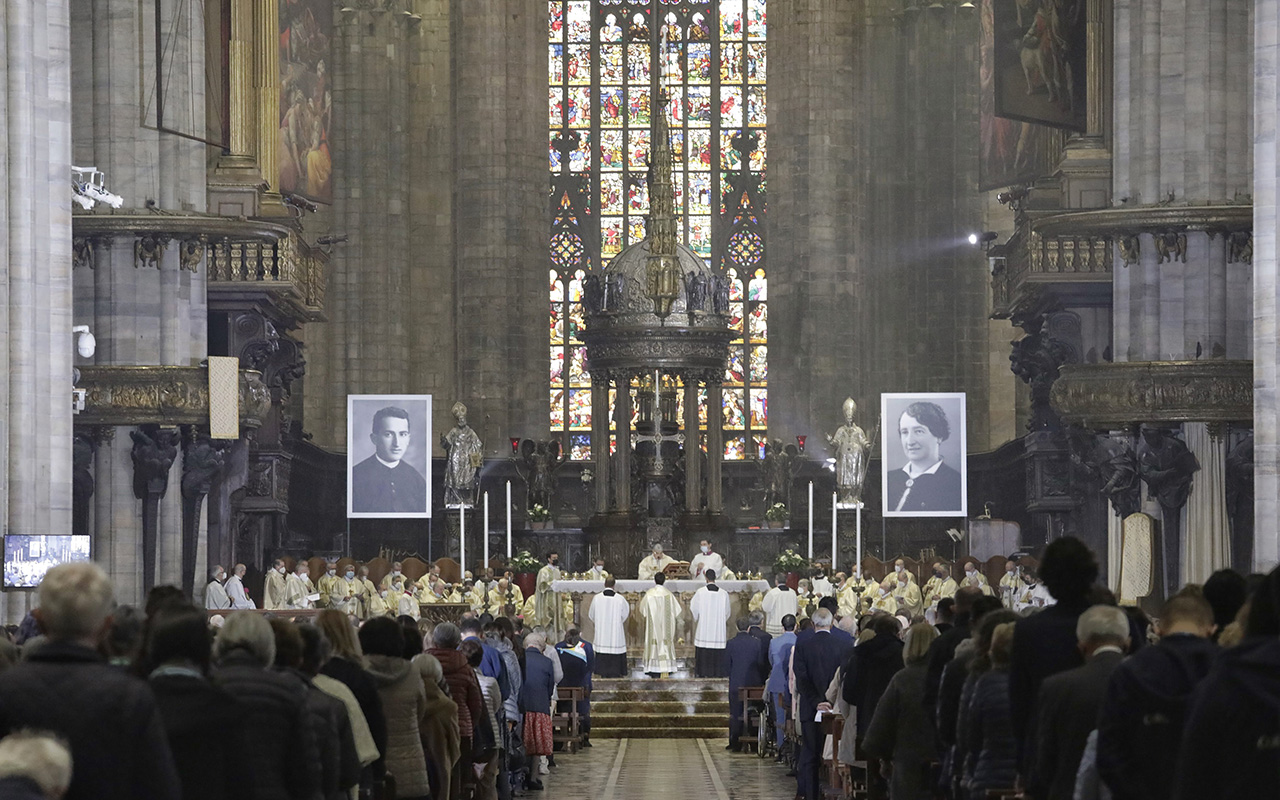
{"left": 1, "top": 0, "right": 1276, "bottom": 616}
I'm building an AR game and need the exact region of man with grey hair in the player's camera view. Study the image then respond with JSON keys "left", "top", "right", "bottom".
{"left": 0, "top": 563, "right": 181, "bottom": 800}
{"left": 637, "top": 543, "right": 674, "bottom": 580}
{"left": 1027, "top": 604, "right": 1130, "bottom": 800}
{"left": 205, "top": 566, "right": 231, "bottom": 610}
{"left": 211, "top": 612, "right": 320, "bottom": 800}
{"left": 0, "top": 730, "right": 73, "bottom": 799}
{"left": 224, "top": 563, "right": 256, "bottom": 610}
{"left": 791, "top": 607, "right": 852, "bottom": 800}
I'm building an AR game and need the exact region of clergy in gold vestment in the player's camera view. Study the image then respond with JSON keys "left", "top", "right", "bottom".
{"left": 639, "top": 573, "right": 682, "bottom": 676}
{"left": 264, "top": 560, "right": 288, "bottom": 610}
{"left": 487, "top": 579, "right": 523, "bottom": 617}
{"left": 637, "top": 544, "right": 675, "bottom": 580}
{"left": 891, "top": 570, "right": 924, "bottom": 616}
{"left": 534, "top": 553, "right": 563, "bottom": 637}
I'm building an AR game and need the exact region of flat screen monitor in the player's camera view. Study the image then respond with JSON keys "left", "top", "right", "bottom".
{"left": 3, "top": 535, "right": 91, "bottom": 589}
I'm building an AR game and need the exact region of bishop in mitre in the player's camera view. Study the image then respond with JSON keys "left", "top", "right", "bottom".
{"left": 690, "top": 569, "right": 731, "bottom": 677}
{"left": 639, "top": 572, "right": 682, "bottom": 677}
{"left": 638, "top": 543, "right": 675, "bottom": 580}
{"left": 588, "top": 576, "right": 630, "bottom": 677}
{"left": 534, "top": 551, "right": 564, "bottom": 638}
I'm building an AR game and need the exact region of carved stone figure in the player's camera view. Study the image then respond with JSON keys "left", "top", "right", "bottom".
{"left": 826, "top": 397, "right": 873, "bottom": 507}
{"left": 686, "top": 271, "right": 708, "bottom": 311}
{"left": 1155, "top": 232, "right": 1188, "bottom": 263}
{"left": 521, "top": 439, "right": 567, "bottom": 510}
{"left": 441, "top": 401, "right": 483, "bottom": 507}
{"left": 131, "top": 425, "right": 181, "bottom": 594}
{"left": 1228, "top": 231, "right": 1253, "bottom": 264}
{"left": 583, "top": 274, "right": 604, "bottom": 314}
{"left": 711, "top": 274, "right": 730, "bottom": 314}
{"left": 1073, "top": 432, "right": 1141, "bottom": 518}
{"left": 72, "top": 433, "right": 97, "bottom": 537}
{"left": 605, "top": 273, "right": 624, "bottom": 310}
{"left": 1117, "top": 235, "right": 1140, "bottom": 266}
{"left": 761, "top": 438, "right": 799, "bottom": 510}
{"left": 1226, "top": 433, "right": 1254, "bottom": 573}
{"left": 1136, "top": 425, "right": 1200, "bottom": 511}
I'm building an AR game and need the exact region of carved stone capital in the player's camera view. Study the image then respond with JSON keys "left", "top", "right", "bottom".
{"left": 181, "top": 431, "right": 233, "bottom": 500}
{"left": 131, "top": 426, "right": 181, "bottom": 499}
{"left": 1051, "top": 360, "right": 1253, "bottom": 428}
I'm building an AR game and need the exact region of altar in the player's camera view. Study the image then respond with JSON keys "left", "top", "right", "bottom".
{"left": 552, "top": 578, "right": 770, "bottom": 656}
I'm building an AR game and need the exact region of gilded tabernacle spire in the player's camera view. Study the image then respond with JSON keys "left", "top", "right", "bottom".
{"left": 645, "top": 28, "right": 680, "bottom": 320}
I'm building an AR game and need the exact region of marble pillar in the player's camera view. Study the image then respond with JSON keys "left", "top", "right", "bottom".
{"left": 70, "top": 0, "right": 208, "bottom": 603}
{"left": 1, "top": 0, "right": 74, "bottom": 621}
{"left": 1255, "top": 0, "right": 1279, "bottom": 572}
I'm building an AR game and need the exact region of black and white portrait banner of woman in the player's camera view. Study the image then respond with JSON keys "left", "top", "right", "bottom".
{"left": 347, "top": 395, "right": 432, "bottom": 519}
{"left": 881, "top": 393, "right": 967, "bottom": 518}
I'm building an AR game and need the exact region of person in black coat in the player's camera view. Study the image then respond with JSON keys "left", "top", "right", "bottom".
{"left": 1173, "top": 567, "right": 1280, "bottom": 800}
{"left": 144, "top": 605, "right": 250, "bottom": 800}
{"left": 747, "top": 610, "right": 772, "bottom": 661}
{"left": 1009, "top": 536, "right": 1098, "bottom": 767}
{"left": 922, "top": 586, "right": 984, "bottom": 729}
{"left": 792, "top": 609, "right": 854, "bottom": 800}
{"left": 0, "top": 563, "right": 182, "bottom": 800}
{"left": 1027, "top": 605, "right": 1130, "bottom": 800}
{"left": 844, "top": 615, "right": 905, "bottom": 738}
{"left": 555, "top": 628, "right": 595, "bottom": 743}
{"left": 1096, "top": 593, "right": 1217, "bottom": 800}
{"left": 316, "top": 609, "right": 387, "bottom": 785}
{"left": 725, "top": 618, "right": 768, "bottom": 751}
{"left": 212, "top": 612, "right": 321, "bottom": 800}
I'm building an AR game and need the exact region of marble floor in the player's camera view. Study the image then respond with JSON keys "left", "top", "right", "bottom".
{"left": 538, "top": 738, "right": 797, "bottom": 800}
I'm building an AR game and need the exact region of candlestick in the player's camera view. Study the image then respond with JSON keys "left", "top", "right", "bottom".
{"left": 459, "top": 505, "right": 466, "bottom": 578}
{"left": 483, "top": 492, "right": 490, "bottom": 572}
{"left": 506, "top": 481, "right": 512, "bottom": 558}
{"left": 831, "top": 492, "right": 838, "bottom": 572}
{"left": 807, "top": 481, "right": 814, "bottom": 559}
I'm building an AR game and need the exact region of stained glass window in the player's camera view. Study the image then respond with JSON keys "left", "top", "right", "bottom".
{"left": 550, "top": 0, "right": 767, "bottom": 460}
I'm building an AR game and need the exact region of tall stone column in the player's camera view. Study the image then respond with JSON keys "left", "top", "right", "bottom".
{"left": 683, "top": 374, "right": 702, "bottom": 513}
{"left": 613, "top": 378, "right": 632, "bottom": 512}
{"left": 1112, "top": 0, "right": 1252, "bottom": 580}
{"left": 70, "top": 0, "right": 208, "bottom": 602}
{"left": 1255, "top": 0, "right": 1280, "bottom": 572}
{"left": 1, "top": 0, "right": 74, "bottom": 622}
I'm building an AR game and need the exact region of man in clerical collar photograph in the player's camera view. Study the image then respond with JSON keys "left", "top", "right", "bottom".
{"left": 348, "top": 398, "right": 431, "bottom": 517}
{"left": 881, "top": 394, "right": 967, "bottom": 517}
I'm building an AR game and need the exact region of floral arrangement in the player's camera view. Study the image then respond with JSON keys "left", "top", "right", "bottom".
{"left": 528, "top": 503, "right": 552, "bottom": 521}
{"left": 765, "top": 502, "right": 789, "bottom": 522}
{"left": 508, "top": 550, "right": 543, "bottom": 572}
{"left": 773, "top": 548, "right": 808, "bottom": 573}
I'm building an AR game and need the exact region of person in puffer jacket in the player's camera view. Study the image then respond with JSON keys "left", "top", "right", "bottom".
{"left": 428, "top": 622, "right": 483, "bottom": 800}
{"left": 211, "top": 612, "right": 321, "bottom": 800}
{"left": 964, "top": 621, "right": 1018, "bottom": 800}
{"left": 360, "top": 617, "right": 432, "bottom": 800}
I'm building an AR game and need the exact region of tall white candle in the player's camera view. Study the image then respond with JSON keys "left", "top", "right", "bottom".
{"left": 831, "top": 492, "right": 838, "bottom": 571}
{"left": 807, "top": 481, "right": 814, "bottom": 559}
{"left": 506, "top": 481, "right": 513, "bottom": 558}
{"left": 483, "top": 492, "right": 490, "bottom": 572}
{"left": 856, "top": 504, "right": 863, "bottom": 580}
{"left": 459, "top": 505, "right": 466, "bottom": 576}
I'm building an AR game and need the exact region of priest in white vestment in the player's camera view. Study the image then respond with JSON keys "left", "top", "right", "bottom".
{"left": 637, "top": 543, "right": 675, "bottom": 580}
{"left": 639, "top": 573, "right": 682, "bottom": 676}
{"left": 586, "top": 557, "right": 610, "bottom": 580}
{"left": 761, "top": 574, "right": 799, "bottom": 634}
{"left": 224, "top": 564, "right": 256, "bottom": 609}
{"left": 379, "top": 562, "right": 406, "bottom": 591}
{"left": 534, "top": 552, "right": 564, "bottom": 638}
{"left": 285, "top": 564, "right": 317, "bottom": 609}
{"left": 689, "top": 569, "right": 732, "bottom": 677}
{"left": 205, "top": 566, "right": 231, "bottom": 610}
{"left": 263, "top": 559, "right": 289, "bottom": 610}
{"left": 588, "top": 576, "right": 630, "bottom": 677}
{"left": 689, "top": 540, "right": 725, "bottom": 580}
{"left": 329, "top": 567, "right": 360, "bottom": 615}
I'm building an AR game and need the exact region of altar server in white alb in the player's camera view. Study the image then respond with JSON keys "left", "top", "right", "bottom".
{"left": 639, "top": 572, "right": 682, "bottom": 677}
{"left": 689, "top": 539, "right": 725, "bottom": 580}
{"left": 224, "top": 564, "right": 257, "bottom": 609}
{"left": 690, "top": 569, "right": 732, "bottom": 677}
{"left": 588, "top": 576, "right": 631, "bottom": 677}
{"left": 205, "top": 566, "right": 231, "bottom": 610}
{"left": 761, "top": 573, "right": 799, "bottom": 635}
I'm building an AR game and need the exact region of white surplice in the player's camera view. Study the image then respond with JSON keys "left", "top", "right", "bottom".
{"left": 205, "top": 580, "right": 231, "bottom": 610}
{"left": 639, "top": 585, "right": 682, "bottom": 673}
{"left": 689, "top": 552, "right": 725, "bottom": 579}
{"left": 689, "top": 584, "right": 731, "bottom": 649}
{"left": 224, "top": 574, "right": 256, "bottom": 609}
{"left": 761, "top": 586, "right": 799, "bottom": 634}
{"left": 588, "top": 590, "right": 630, "bottom": 654}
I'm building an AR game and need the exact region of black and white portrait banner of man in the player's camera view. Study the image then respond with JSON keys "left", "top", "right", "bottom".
{"left": 880, "top": 393, "right": 967, "bottom": 518}
{"left": 347, "top": 395, "right": 432, "bottom": 518}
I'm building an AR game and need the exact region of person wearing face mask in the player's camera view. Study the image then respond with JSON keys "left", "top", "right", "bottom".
{"left": 328, "top": 564, "right": 359, "bottom": 615}
{"left": 285, "top": 562, "right": 318, "bottom": 609}
{"left": 534, "top": 552, "right": 564, "bottom": 639}
{"left": 762, "top": 574, "right": 799, "bottom": 635}
{"left": 922, "top": 561, "right": 944, "bottom": 601}
{"left": 637, "top": 543, "right": 675, "bottom": 580}
{"left": 689, "top": 539, "right": 725, "bottom": 580}
{"left": 892, "top": 569, "right": 924, "bottom": 616}
{"left": 318, "top": 561, "right": 342, "bottom": 608}
{"left": 871, "top": 578, "right": 899, "bottom": 613}
{"left": 356, "top": 566, "right": 387, "bottom": 618}
{"left": 998, "top": 557, "right": 1024, "bottom": 609}
{"left": 924, "top": 562, "right": 958, "bottom": 613}
{"left": 379, "top": 561, "right": 405, "bottom": 591}
{"left": 810, "top": 565, "right": 833, "bottom": 597}
{"left": 586, "top": 558, "right": 609, "bottom": 580}
{"left": 264, "top": 558, "right": 289, "bottom": 610}
{"left": 960, "top": 559, "right": 994, "bottom": 596}
{"left": 205, "top": 566, "right": 231, "bottom": 610}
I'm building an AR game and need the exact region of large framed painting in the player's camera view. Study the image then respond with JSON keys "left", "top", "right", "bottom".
{"left": 980, "top": 0, "right": 1059, "bottom": 189}
{"left": 992, "top": 0, "right": 1087, "bottom": 133}
{"left": 279, "top": 0, "right": 333, "bottom": 202}
{"left": 881, "top": 393, "right": 968, "bottom": 519}
{"left": 347, "top": 395, "right": 433, "bottom": 519}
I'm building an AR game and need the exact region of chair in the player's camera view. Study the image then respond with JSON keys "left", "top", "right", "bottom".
{"left": 552, "top": 686, "right": 584, "bottom": 753}
{"left": 738, "top": 686, "right": 767, "bottom": 754}
{"left": 821, "top": 713, "right": 845, "bottom": 799}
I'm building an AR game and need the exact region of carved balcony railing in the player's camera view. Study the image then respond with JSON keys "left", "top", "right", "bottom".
{"left": 991, "top": 210, "right": 1115, "bottom": 319}
{"left": 208, "top": 230, "right": 328, "bottom": 323}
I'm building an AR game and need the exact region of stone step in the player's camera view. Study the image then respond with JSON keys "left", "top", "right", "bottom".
{"left": 592, "top": 712, "right": 728, "bottom": 729}
{"left": 592, "top": 700, "right": 727, "bottom": 715}
{"left": 591, "top": 725, "right": 727, "bottom": 740}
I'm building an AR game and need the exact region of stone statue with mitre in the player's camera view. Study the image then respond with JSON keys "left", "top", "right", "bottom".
{"left": 441, "top": 401, "right": 483, "bottom": 507}
{"left": 827, "top": 397, "right": 873, "bottom": 507}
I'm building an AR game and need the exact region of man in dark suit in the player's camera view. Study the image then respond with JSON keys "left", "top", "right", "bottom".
{"left": 1027, "top": 604, "right": 1130, "bottom": 800}
{"left": 885, "top": 401, "right": 963, "bottom": 513}
{"left": 792, "top": 608, "right": 853, "bottom": 800}
{"left": 747, "top": 609, "right": 772, "bottom": 656}
{"left": 1096, "top": 593, "right": 1217, "bottom": 800}
{"left": 1009, "top": 536, "right": 1098, "bottom": 769}
{"left": 725, "top": 617, "right": 768, "bottom": 752}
